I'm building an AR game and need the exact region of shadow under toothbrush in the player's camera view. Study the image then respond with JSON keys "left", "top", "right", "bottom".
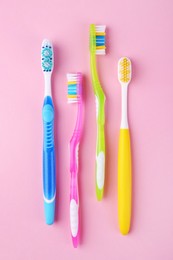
{"left": 104, "top": 95, "right": 118, "bottom": 199}
{"left": 127, "top": 58, "right": 138, "bottom": 234}
{"left": 51, "top": 43, "right": 63, "bottom": 223}
{"left": 77, "top": 74, "right": 88, "bottom": 246}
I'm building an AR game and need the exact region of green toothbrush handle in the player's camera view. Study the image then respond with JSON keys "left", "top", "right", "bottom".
{"left": 90, "top": 46, "right": 106, "bottom": 201}
{"left": 95, "top": 95, "right": 105, "bottom": 201}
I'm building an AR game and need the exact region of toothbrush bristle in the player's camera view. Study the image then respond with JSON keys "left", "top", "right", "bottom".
{"left": 118, "top": 57, "right": 132, "bottom": 84}
{"left": 90, "top": 24, "right": 106, "bottom": 55}
{"left": 41, "top": 39, "right": 54, "bottom": 72}
{"left": 67, "top": 73, "right": 82, "bottom": 103}
{"left": 95, "top": 25, "right": 106, "bottom": 55}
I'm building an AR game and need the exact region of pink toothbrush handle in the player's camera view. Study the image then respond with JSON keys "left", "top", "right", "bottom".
{"left": 69, "top": 78, "right": 83, "bottom": 248}
{"left": 70, "top": 142, "right": 80, "bottom": 248}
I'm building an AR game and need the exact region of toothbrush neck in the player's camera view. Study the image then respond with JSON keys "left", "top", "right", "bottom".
{"left": 69, "top": 100, "right": 83, "bottom": 174}
{"left": 90, "top": 52, "right": 100, "bottom": 85}
{"left": 71, "top": 100, "right": 83, "bottom": 144}
{"left": 76, "top": 100, "right": 82, "bottom": 133}
{"left": 121, "top": 84, "right": 129, "bottom": 129}
{"left": 44, "top": 73, "right": 52, "bottom": 97}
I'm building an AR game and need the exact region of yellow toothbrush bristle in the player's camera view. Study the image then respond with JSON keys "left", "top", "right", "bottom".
{"left": 118, "top": 57, "right": 132, "bottom": 84}
{"left": 96, "top": 32, "right": 105, "bottom": 36}
{"left": 96, "top": 46, "right": 106, "bottom": 50}
{"left": 68, "top": 81, "right": 76, "bottom": 85}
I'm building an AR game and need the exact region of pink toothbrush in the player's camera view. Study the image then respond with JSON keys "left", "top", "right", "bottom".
{"left": 67, "top": 73, "right": 83, "bottom": 248}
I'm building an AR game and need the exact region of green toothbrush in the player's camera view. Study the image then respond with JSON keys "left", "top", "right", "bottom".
{"left": 90, "top": 24, "right": 106, "bottom": 201}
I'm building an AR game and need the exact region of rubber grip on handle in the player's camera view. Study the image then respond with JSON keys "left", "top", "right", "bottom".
{"left": 118, "top": 129, "right": 132, "bottom": 235}
{"left": 96, "top": 124, "right": 105, "bottom": 201}
{"left": 70, "top": 199, "right": 79, "bottom": 248}
{"left": 42, "top": 96, "right": 56, "bottom": 225}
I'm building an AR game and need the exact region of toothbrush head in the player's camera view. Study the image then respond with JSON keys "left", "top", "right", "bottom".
{"left": 118, "top": 57, "right": 132, "bottom": 85}
{"left": 67, "top": 73, "right": 82, "bottom": 103}
{"left": 41, "top": 39, "right": 54, "bottom": 73}
{"left": 90, "top": 24, "right": 106, "bottom": 55}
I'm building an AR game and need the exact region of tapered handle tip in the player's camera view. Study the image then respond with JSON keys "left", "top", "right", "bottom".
{"left": 72, "top": 236, "right": 79, "bottom": 248}
{"left": 44, "top": 200, "right": 55, "bottom": 225}
{"left": 96, "top": 186, "right": 104, "bottom": 201}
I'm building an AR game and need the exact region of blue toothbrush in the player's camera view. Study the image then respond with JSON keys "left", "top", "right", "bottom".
{"left": 41, "top": 39, "right": 56, "bottom": 225}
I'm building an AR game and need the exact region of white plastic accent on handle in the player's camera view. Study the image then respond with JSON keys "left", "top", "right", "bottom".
{"left": 70, "top": 199, "right": 79, "bottom": 237}
{"left": 43, "top": 193, "right": 56, "bottom": 203}
{"left": 44, "top": 73, "right": 52, "bottom": 97}
{"left": 96, "top": 152, "right": 105, "bottom": 189}
{"left": 120, "top": 85, "right": 129, "bottom": 129}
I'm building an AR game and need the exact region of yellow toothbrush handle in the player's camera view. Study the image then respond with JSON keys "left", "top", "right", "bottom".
{"left": 118, "top": 129, "right": 132, "bottom": 235}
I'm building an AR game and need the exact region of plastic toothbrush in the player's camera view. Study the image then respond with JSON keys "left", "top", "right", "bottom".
{"left": 41, "top": 39, "right": 56, "bottom": 225}
{"left": 89, "top": 24, "right": 106, "bottom": 201}
{"left": 118, "top": 57, "right": 132, "bottom": 235}
{"left": 67, "top": 73, "right": 83, "bottom": 248}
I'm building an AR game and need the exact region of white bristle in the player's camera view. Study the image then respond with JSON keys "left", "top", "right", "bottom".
{"left": 95, "top": 25, "right": 106, "bottom": 32}
{"left": 42, "top": 39, "right": 52, "bottom": 48}
{"left": 68, "top": 99, "right": 78, "bottom": 103}
{"left": 96, "top": 50, "right": 106, "bottom": 55}
{"left": 67, "top": 73, "right": 78, "bottom": 82}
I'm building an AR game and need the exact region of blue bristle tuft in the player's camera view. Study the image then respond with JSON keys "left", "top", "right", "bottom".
{"left": 68, "top": 84, "right": 77, "bottom": 95}
{"left": 96, "top": 35, "right": 105, "bottom": 46}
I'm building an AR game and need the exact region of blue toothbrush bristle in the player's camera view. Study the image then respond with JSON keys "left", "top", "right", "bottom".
{"left": 41, "top": 40, "right": 54, "bottom": 72}
{"left": 96, "top": 35, "right": 105, "bottom": 46}
{"left": 95, "top": 25, "right": 106, "bottom": 55}
{"left": 68, "top": 85, "right": 77, "bottom": 95}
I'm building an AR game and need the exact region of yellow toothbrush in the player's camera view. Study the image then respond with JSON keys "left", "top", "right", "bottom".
{"left": 118, "top": 57, "right": 132, "bottom": 235}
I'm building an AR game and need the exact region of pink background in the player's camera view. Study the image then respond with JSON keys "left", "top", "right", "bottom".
{"left": 0, "top": 0, "right": 173, "bottom": 259}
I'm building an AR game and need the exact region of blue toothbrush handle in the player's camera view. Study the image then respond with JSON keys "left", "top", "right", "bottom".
{"left": 42, "top": 96, "right": 56, "bottom": 225}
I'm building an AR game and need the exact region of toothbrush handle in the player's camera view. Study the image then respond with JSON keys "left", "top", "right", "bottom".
{"left": 90, "top": 51, "right": 106, "bottom": 201}
{"left": 118, "top": 129, "right": 132, "bottom": 235}
{"left": 70, "top": 143, "right": 79, "bottom": 248}
{"left": 96, "top": 122, "right": 105, "bottom": 201}
{"left": 42, "top": 96, "right": 56, "bottom": 225}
